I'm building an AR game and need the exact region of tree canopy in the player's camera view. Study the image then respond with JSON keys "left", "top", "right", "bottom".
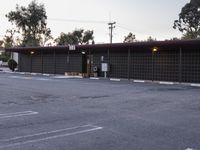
{"left": 55, "top": 29, "right": 94, "bottom": 45}
{"left": 173, "top": 3, "right": 200, "bottom": 39}
{"left": 6, "top": 0, "right": 51, "bottom": 47}
{"left": 123, "top": 33, "right": 136, "bottom": 43}
{"left": 0, "top": 40, "right": 3, "bottom": 47}
{"left": 190, "top": 0, "right": 200, "bottom": 6}
{"left": 147, "top": 36, "right": 157, "bottom": 42}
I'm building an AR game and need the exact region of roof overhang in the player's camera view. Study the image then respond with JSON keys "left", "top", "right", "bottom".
{"left": 5, "top": 39, "right": 200, "bottom": 53}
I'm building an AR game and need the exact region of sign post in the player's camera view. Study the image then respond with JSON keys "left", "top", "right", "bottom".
{"left": 101, "top": 63, "right": 109, "bottom": 78}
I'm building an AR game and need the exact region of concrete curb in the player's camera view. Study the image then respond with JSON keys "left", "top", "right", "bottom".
{"left": 53, "top": 76, "right": 83, "bottom": 79}
{"left": 158, "top": 81, "right": 174, "bottom": 85}
{"left": 2, "top": 70, "right": 200, "bottom": 88}
{"left": 110, "top": 78, "right": 121, "bottom": 82}
{"left": 90, "top": 77, "right": 100, "bottom": 80}
{"left": 133, "top": 80, "right": 145, "bottom": 83}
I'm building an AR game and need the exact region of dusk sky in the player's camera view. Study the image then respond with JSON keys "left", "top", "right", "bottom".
{"left": 1, "top": 0, "right": 189, "bottom": 43}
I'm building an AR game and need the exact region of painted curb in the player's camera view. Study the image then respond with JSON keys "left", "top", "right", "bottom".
{"left": 110, "top": 78, "right": 121, "bottom": 81}
{"left": 90, "top": 77, "right": 100, "bottom": 80}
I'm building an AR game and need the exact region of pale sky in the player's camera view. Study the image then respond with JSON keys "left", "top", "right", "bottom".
{"left": 0, "top": 0, "right": 189, "bottom": 43}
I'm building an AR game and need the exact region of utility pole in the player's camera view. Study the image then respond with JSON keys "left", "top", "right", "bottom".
{"left": 108, "top": 22, "right": 116, "bottom": 43}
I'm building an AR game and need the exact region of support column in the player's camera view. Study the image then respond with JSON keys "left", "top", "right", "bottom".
{"left": 107, "top": 48, "right": 110, "bottom": 78}
{"left": 19, "top": 53, "right": 21, "bottom": 72}
{"left": 30, "top": 53, "right": 32, "bottom": 73}
{"left": 152, "top": 51, "right": 154, "bottom": 81}
{"left": 41, "top": 50, "right": 43, "bottom": 74}
{"left": 179, "top": 47, "right": 182, "bottom": 83}
{"left": 54, "top": 49, "right": 56, "bottom": 74}
{"left": 127, "top": 48, "right": 130, "bottom": 80}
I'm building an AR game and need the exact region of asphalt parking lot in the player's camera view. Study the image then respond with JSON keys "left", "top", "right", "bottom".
{"left": 0, "top": 72, "right": 200, "bottom": 150}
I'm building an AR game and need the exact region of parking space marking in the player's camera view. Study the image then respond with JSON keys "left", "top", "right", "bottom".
{"left": 0, "top": 111, "right": 38, "bottom": 119}
{"left": 190, "top": 84, "right": 200, "bottom": 87}
{"left": 0, "top": 124, "right": 103, "bottom": 149}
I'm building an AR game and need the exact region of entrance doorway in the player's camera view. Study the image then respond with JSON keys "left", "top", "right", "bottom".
{"left": 82, "top": 54, "right": 93, "bottom": 77}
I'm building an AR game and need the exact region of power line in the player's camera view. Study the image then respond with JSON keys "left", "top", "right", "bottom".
{"left": 117, "top": 23, "right": 152, "bottom": 37}
{"left": 48, "top": 18, "right": 107, "bottom": 24}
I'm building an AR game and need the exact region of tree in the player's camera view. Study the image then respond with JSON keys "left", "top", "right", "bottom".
{"left": 6, "top": 0, "right": 51, "bottom": 47}
{"left": 0, "top": 40, "right": 3, "bottom": 47}
{"left": 3, "top": 29, "right": 18, "bottom": 48}
{"left": 123, "top": 33, "right": 136, "bottom": 43}
{"left": 173, "top": 3, "right": 200, "bottom": 39}
{"left": 147, "top": 36, "right": 157, "bottom": 42}
{"left": 190, "top": 0, "right": 200, "bottom": 6}
{"left": 55, "top": 29, "right": 94, "bottom": 45}
{"left": 82, "top": 30, "right": 94, "bottom": 44}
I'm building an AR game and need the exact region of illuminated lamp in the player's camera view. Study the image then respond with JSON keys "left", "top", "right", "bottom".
{"left": 152, "top": 47, "right": 158, "bottom": 52}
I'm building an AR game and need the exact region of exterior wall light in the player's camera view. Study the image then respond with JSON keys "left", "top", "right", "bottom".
{"left": 152, "top": 47, "right": 158, "bottom": 52}
{"left": 81, "top": 51, "right": 86, "bottom": 54}
{"left": 30, "top": 51, "right": 35, "bottom": 55}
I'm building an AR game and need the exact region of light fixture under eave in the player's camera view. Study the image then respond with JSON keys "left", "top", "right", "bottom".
{"left": 152, "top": 47, "right": 158, "bottom": 52}
{"left": 81, "top": 51, "right": 86, "bottom": 54}
{"left": 30, "top": 51, "right": 35, "bottom": 55}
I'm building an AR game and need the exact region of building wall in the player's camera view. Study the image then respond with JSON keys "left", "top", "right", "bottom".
{"left": 130, "top": 49, "right": 152, "bottom": 80}
{"left": 153, "top": 49, "right": 179, "bottom": 82}
{"left": 19, "top": 52, "right": 83, "bottom": 74}
{"left": 182, "top": 48, "right": 200, "bottom": 83}
{"left": 109, "top": 50, "right": 128, "bottom": 78}
{"left": 18, "top": 46, "right": 200, "bottom": 83}
{"left": 19, "top": 54, "right": 31, "bottom": 72}
{"left": 32, "top": 54, "right": 42, "bottom": 73}
{"left": 43, "top": 54, "right": 55, "bottom": 74}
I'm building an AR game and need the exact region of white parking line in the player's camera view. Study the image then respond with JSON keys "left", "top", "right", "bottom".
{"left": 0, "top": 111, "right": 38, "bottom": 119}
{"left": 0, "top": 124, "right": 103, "bottom": 149}
{"left": 190, "top": 84, "right": 200, "bottom": 87}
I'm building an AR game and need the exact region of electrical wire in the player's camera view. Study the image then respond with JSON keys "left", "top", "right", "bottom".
{"left": 48, "top": 18, "right": 107, "bottom": 24}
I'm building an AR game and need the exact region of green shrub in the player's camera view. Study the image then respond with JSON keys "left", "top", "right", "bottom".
{"left": 8, "top": 59, "right": 17, "bottom": 72}
{"left": 0, "top": 56, "right": 8, "bottom": 62}
{"left": 0, "top": 52, "right": 10, "bottom": 62}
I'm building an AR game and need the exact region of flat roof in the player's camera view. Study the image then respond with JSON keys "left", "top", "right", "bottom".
{"left": 5, "top": 39, "right": 200, "bottom": 53}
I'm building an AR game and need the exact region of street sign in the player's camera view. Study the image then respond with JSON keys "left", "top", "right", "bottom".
{"left": 101, "top": 63, "right": 109, "bottom": 72}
